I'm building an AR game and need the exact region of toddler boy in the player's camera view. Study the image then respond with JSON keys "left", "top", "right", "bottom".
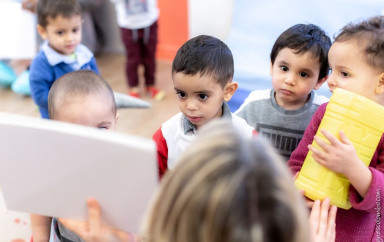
{"left": 153, "top": 35, "right": 255, "bottom": 178}
{"left": 29, "top": 0, "right": 99, "bottom": 119}
{"left": 235, "top": 23, "right": 331, "bottom": 160}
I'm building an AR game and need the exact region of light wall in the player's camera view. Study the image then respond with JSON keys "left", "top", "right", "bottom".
{"left": 100, "top": 0, "right": 234, "bottom": 60}
{"left": 188, "top": 0, "right": 234, "bottom": 40}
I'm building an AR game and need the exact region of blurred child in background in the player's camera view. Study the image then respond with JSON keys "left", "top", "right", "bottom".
{"left": 29, "top": 0, "right": 100, "bottom": 119}
{"left": 110, "top": 0, "right": 165, "bottom": 100}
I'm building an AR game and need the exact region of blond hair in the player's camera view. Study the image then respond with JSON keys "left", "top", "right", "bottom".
{"left": 143, "top": 120, "right": 309, "bottom": 242}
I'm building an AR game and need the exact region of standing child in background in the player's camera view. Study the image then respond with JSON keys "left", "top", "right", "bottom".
{"left": 288, "top": 16, "right": 384, "bottom": 241}
{"left": 152, "top": 35, "right": 255, "bottom": 178}
{"left": 235, "top": 23, "right": 331, "bottom": 160}
{"left": 29, "top": 0, "right": 100, "bottom": 119}
{"left": 110, "top": 0, "right": 165, "bottom": 100}
{"left": 30, "top": 70, "right": 119, "bottom": 242}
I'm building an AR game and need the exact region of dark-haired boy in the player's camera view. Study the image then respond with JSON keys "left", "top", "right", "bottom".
{"left": 153, "top": 35, "right": 255, "bottom": 178}
{"left": 235, "top": 23, "right": 331, "bottom": 160}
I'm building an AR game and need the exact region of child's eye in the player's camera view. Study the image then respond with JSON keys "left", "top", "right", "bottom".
{"left": 56, "top": 31, "right": 64, "bottom": 35}
{"left": 176, "top": 91, "right": 186, "bottom": 98}
{"left": 198, "top": 94, "right": 208, "bottom": 100}
{"left": 98, "top": 126, "right": 108, "bottom": 130}
{"left": 72, "top": 28, "right": 79, "bottom": 33}
{"left": 299, "top": 72, "right": 309, "bottom": 78}
{"left": 280, "top": 66, "right": 288, "bottom": 72}
{"left": 341, "top": 71, "right": 349, "bottom": 77}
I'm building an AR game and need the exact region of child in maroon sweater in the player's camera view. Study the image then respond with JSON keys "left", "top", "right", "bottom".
{"left": 288, "top": 15, "right": 384, "bottom": 241}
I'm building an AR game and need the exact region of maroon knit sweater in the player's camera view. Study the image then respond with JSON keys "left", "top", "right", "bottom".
{"left": 288, "top": 103, "right": 384, "bottom": 242}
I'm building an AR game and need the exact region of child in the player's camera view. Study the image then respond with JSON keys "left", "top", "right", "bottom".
{"left": 110, "top": 0, "right": 165, "bottom": 100}
{"left": 29, "top": 0, "right": 99, "bottom": 119}
{"left": 235, "top": 23, "right": 331, "bottom": 160}
{"left": 59, "top": 120, "right": 337, "bottom": 242}
{"left": 30, "top": 70, "right": 119, "bottom": 242}
{"left": 288, "top": 16, "right": 384, "bottom": 241}
{"left": 152, "top": 35, "right": 255, "bottom": 178}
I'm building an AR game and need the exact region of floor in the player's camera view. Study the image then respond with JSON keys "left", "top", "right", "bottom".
{"left": 0, "top": 54, "right": 179, "bottom": 242}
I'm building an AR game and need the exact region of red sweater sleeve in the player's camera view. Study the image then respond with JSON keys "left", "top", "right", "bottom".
{"left": 288, "top": 103, "right": 327, "bottom": 174}
{"left": 152, "top": 127, "right": 168, "bottom": 179}
{"left": 349, "top": 135, "right": 384, "bottom": 213}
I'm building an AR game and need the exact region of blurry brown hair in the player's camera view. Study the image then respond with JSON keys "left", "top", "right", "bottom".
{"left": 143, "top": 120, "right": 309, "bottom": 242}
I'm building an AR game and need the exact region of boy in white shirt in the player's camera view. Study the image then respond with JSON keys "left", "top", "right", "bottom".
{"left": 153, "top": 35, "right": 255, "bottom": 178}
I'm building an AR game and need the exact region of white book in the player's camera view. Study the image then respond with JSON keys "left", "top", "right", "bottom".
{"left": 0, "top": 112, "right": 158, "bottom": 233}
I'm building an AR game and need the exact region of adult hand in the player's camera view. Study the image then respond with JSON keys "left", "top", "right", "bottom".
{"left": 59, "top": 198, "right": 134, "bottom": 242}
{"left": 294, "top": 172, "right": 314, "bottom": 209}
{"left": 300, "top": 190, "right": 315, "bottom": 209}
{"left": 309, "top": 198, "right": 337, "bottom": 242}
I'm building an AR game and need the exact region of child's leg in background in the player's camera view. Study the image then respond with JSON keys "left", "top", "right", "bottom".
{"left": 141, "top": 21, "right": 157, "bottom": 88}
{"left": 141, "top": 21, "right": 164, "bottom": 100}
{"left": 120, "top": 27, "right": 141, "bottom": 97}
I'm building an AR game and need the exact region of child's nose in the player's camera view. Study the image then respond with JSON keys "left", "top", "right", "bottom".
{"left": 186, "top": 100, "right": 198, "bottom": 110}
{"left": 284, "top": 74, "right": 296, "bottom": 85}
{"left": 65, "top": 32, "right": 74, "bottom": 42}
{"left": 327, "top": 75, "right": 337, "bottom": 90}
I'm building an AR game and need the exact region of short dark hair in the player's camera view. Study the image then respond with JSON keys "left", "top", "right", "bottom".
{"left": 172, "top": 35, "right": 234, "bottom": 87}
{"left": 48, "top": 70, "right": 116, "bottom": 119}
{"left": 270, "top": 24, "right": 331, "bottom": 80}
{"left": 334, "top": 15, "right": 384, "bottom": 73}
{"left": 37, "top": 0, "right": 82, "bottom": 28}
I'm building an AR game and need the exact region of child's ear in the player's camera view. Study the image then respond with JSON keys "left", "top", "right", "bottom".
{"left": 115, "top": 112, "right": 120, "bottom": 122}
{"left": 375, "top": 72, "right": 384, "bottom": 94}
{"left": 313, "top": 76, "right": 328, "bottom": 90}
{"left": 269, "top": 61, "right": 273, "bottom": 76}
{"left": 223, "top": 82, "right": 238, "bottom": 102}
{"left": 37, "top": 25, "right": 48, "bottom": 40}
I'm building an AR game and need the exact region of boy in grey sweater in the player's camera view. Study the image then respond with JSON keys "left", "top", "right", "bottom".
{"left": 235, "top": 23, "right": 331, "bottom": 160}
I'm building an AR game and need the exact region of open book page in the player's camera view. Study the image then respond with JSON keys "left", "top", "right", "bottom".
{"left": 0, "top": 112, "right": 158, "bottom": 233}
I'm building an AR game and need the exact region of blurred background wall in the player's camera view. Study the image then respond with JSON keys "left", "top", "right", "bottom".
{"left": 96, "top": 0, "right": 383, "bottom": 110}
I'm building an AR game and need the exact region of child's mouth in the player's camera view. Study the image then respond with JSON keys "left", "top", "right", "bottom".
{"left": 188, "top": 116, "right": 201, "bottom": 123}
